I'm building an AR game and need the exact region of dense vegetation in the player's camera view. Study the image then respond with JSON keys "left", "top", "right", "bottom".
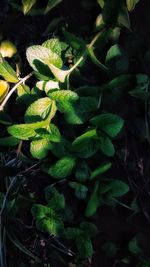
{"left": 0, "top": 0, "right": 150, "bottom": 266}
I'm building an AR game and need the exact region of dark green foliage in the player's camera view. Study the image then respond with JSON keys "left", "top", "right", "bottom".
{"left": 0, "top": 0, "right": 149, "bottom": 266}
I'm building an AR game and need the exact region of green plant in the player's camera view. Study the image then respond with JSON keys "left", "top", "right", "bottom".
{"left": 1, "top": 0, "right": 150, "bottom": 266}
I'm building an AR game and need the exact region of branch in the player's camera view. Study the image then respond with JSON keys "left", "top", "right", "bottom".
{"left": 0, "top": 72, "right": 33, "bottom": 112}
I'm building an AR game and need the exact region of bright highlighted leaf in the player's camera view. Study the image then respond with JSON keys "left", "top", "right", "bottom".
{"left": 36, "top": 80, "right": 59, "bottom": 93}
{"left": 0, "top": 40, "right": 17, "bottom": 58}
{"left": 0, "top": 80, "right": 9, "bottom": 102}
{"left": 25, "top": 97, "right": 53, "bottom": 123}
{"left": 90, "top": 113, "right": 124, "bottom": 137}
{"left": 48, "top": 89, "right": 79, "bottom": 113}
{"left": 47, "top": 156, "right": 76, "bottom": 179}
{"left": 36, "top": 215, "right": 64, "bottom": 236}
{"left": 30, "top": 138, "right": 52, "bottom": 159}
{"left": 126, "top": 0, "right": 140, "bottom": 12}
{"left": 31, "top": 204, "right": 53, "bottom": 220}
{"left": 22, "top": 0, "right": 37, "bottom": 15}
{"left": 42, "top": 38, "right": 62, "bottom": 57}
{"left": 48, "top": 64, "right": 70, "bottom": 83}
{"left": 7, "top": 121, "right": 46, "bottom": 140}
{"left": 0, "top": 55, "right": 18, "bottom": 83}
{"left": 26, "top": 45, "right": 62, "bottom": 72}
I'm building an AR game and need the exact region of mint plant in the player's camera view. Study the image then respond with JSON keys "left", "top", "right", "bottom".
{"left": 1, "top": 0, "right": 149, "bottom": 266}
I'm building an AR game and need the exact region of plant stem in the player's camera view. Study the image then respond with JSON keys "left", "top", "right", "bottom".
{"left": 0, "top": 72, "right": 33, "bottom": 112}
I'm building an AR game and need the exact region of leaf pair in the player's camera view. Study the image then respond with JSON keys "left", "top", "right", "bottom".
{"left": 31, "top": 187, "right": 65, "bottom": 236}
{"left": 65, "top": 222, "right": 97, "bottom": 258}
{"left": 72, "top": 113, "right": 124, "bottom": 158}
{"left": 7, "top": 97, "right": 60, "bottom": 159}
{"left": 85, "top": 179, "right": 129, "bottom": 217}
{"left": 22, "top": 0, "right": 62, "bottom": 15}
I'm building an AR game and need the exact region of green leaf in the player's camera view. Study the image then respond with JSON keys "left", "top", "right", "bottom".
{"left": 69, "top": 182, "right": 88, "bottom": 199}
{"left": 45, "top": 187, "right": 65, "bottom": 210}
{"left": 42, "top": 38, "right": 62, "bottom": 57}
{"left": 48, "top": 64, "right": 70, "bottom": 83}
{"left": 129, "top": 75, "right": 149, "bottom": 100}
{"left": 106, "top": 179, "right": 129, "bottom": 197}
{"left": 118, "top": 3, "right": 130, "bottom": 29}
{"left": 31, "top": 204, "right": 53, "bottom": 220}
{"left": 35, "top": 124, "right": 61, "bottom": 143}
{"left": 25, "top": 97, "right": 53, "bottom": 123}
{"left": 51, "top": 138, "right": 71, "bottom": 158}
{"left": 126, "top": 0, "right": 140, "bottom": 12}
{"left": 85, "top": 181, "right": 100, "bottom": 217}
{"left": 105, "top": 44, "right": 129, "bottom": 77}
{"left": 72, "top": 129, "right": 99, "bottom": 158}
{"left": 45, "top": 0, "right": 62, "bottom": 14}
{"left": 98, "top": 135, "right": 115, "bottom": 157}
{"left": 0, "top": 136, "right": 20, "bottom": 147}
{"left": 22, "top": 0, "right": 37, "bottom": 15}
{"left": 63, "top": 29, "right": 86, "bottom": 52}
{"left": 48, "top": 193, "right": 65, "bottom": 211}
{"left": 0, "top": 55, "right": 18, "bottom": 83}
{"left": 46, "top": 156, "right": 76, "bottom": 179}
{"left": 90, "top": 113, "right": 124, "bottom": 137}
{"left": 76, "top": 236, "right": 93, "bottom": 258}
{"left": 87, "top": 46, "right": 108, "bottom": 72}
{"left": 36, "top": 80, "right": 59, "bottom": 93}
{"left": 36, "top": 216, "right": 64, "bottom": 236}
{"left": 0, "top": 80, "right": 9, "bottom": 103}
{"left": 64, "top": 97, "right": 98, "bottom": 125}
{"left": 30, "top": 138, "right": 52, "bottom": 159}
{"left": 26, "top": 45, "right": 63, "bottom": 72}
{"left": 48, "top": 89, "right": 79, "bottom": 112}
{"left": 97, "top": 0, "right": 105, "bottom": 8}
{"left": 80, "top": 222, "right": 98, "bottom": 237}
{"left": 75, "top": 161, "right": 90, "bottom": 182}
{"left": 90, "top": 162, "right": 112, "bottom": 179}
{"left": 128, "top": 235, "right": 143, "bottom": 255}
{"left": 102, "top": 0, "right": 121, "bottom": 25}
{"left": 7, "top": 121, "right": 46, "bottom": 140}
{"left": 65, "top": 228, "right": 82, "bottom": 239}
{"left": 0, "top": 112, "right": 12, "bottom": 125}
{"left": 72, "top": 129, "right": 97, "bottom": 148}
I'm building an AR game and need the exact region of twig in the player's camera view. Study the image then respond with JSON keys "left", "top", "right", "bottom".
{"left": 16, "top": 141, "right": 23, "bottom": 157}
{"left": 0, "top": 72, "right": 33, "bottom": 111}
